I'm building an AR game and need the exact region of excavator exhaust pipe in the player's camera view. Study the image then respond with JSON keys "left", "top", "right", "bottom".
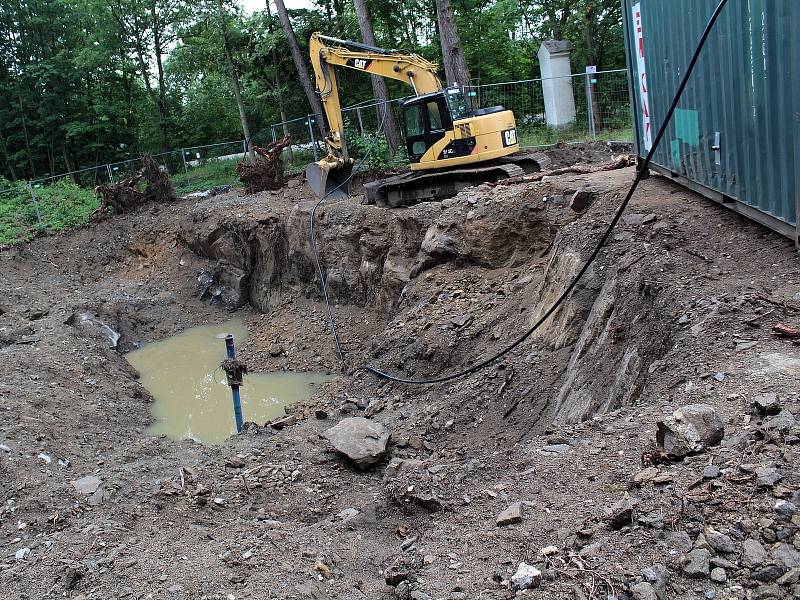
{"left": 306, "top": 160, "right": 353, "bottom": 200}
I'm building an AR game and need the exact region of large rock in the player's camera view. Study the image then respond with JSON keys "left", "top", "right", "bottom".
{"left": 324, "top": 417, "right": 390, "bottom": 469}
{"left": 682, "top": 549, "right": 711, "bottom": 578}
{"left": 656, "top": 404, "right": 724, "bottom": 458}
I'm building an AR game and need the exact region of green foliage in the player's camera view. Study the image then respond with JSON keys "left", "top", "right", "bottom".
{"left": 0, "top": 177, "right": 98, "bottom": 245}
{"left": 347, "top": 134, "right": 406, "bottom": 171}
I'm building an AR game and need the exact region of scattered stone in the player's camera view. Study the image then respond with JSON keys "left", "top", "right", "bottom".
{"left": 752, "top": 393, "right": 781, "bottom": 416}
{"left": 71, "top": 475, "right": 102, "bottom": 496}
{"left": 410, "top": 592, "right": 431, "bottom": 600}
{"left": 755, "top": 466, "right": 783, "bottom": 488}
{"left": 634, "top": 467, "right": 660, "bottom": 485}
{"left": 623, "top": 213, "right": 657, "bottom": 226}
{"left": 450, "top": 314, "right": 472, "bottom": 328}
{"left": 510, "top": 562, "right": 542, "bottom": 591}
{"left": 630, "top": 582, "right": 657, "bottom": 600}
{"left": 605, "top": 495, "right": 639, "bottom": 530}
{"left": 15, "top": 548, "right": 31, "bottom": 560}
{"left": 663, "top": 531, "right": 693, "bottom": 553}
{"left": 225, "top": 456, "right": 245, "bottom": 469}
{"left": 213, "top": 497, "right": 225, "bottom": 506}
{"left": 337, "top": 508, "right": 360, "bottom": 521}
{"left": 683, "top": 549, "right": 711, "bottom": 578}
{"left": 496, "top": 502, "right": 524, "bottom": 526}
{"left": 569, "top": 189, "right": 595, "bottom": 213}
{"left": 777, "top": 567, "right": 800, "bottom": 585}
{"left": 641, "top": 563, "right": 670, "bottom": 598}
{"left": 539, "top": 444, "right": 570, "bottom": 455}
{"left": 37, "top": 453, "right": 52, "bottom": 464}
{"left": 736, "top": 341, "right": 759, "bottom": 352}
{"left": 742, "top": 538, "right": 768, "bottom": 569}
{"left": 705, "top": 530, "right": 735, "bottom": 554}
{"left": 267, "top": 343, "right": 284, "bottom": 356}
{"left": 324, "top": 417, "right": 390, "bottom": 469}
{"left": 270, "top": 414, "right": 298, "bottom": 430}
{"left": 653, "top": 473, "right": 674, "bottom": 485}
{"left": 540, "top": 545, "right": 558, "bottom": 557}
{"left": 656, "top": 404, "right": 724, "bottom": 459}
{"left": 752, "top": 564, "right": 786, "bottom": 582}
{"left": 314, "top": 409, "right": 328, "bottom": 420}
{"left": 776, "top": 500, "right": 797, "bottom": 520}
{"left": 702, "top": 464, "right": 721, "bottom": 479}
{"left": 710, "top": 557, "right": 738, "bottom": 570}
{"left": 764, "top": 410, "right": 797, "bottom": 433}
{"left": 0, "top": 443, "right": 10, "bottom": 452}
{"left": 772, "top": 543, "right": 800, "bottom": 568}
{"left": 710, "top": 567, "right": 727, "bottom": 583}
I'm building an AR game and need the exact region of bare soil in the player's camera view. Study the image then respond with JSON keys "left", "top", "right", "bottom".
{"left": 1, "top": 142, "right": 799, "bottom": 600}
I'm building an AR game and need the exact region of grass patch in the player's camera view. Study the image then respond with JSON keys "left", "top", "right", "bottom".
{"left": 170, "top": 159, "right": 239, "bottom": 194}
{"left": 518, "top": 123, "right": 633, "bottom": 148}
{"left": 0, "top": 178, "right": 98, "bottom": 245}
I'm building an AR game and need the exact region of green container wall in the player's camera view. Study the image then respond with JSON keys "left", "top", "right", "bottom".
{"left": 623, "top": 0, "right": 800, "bottom": 244}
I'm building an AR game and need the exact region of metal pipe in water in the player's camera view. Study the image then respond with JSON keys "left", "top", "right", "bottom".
{"left": 218, "top": 333, "right": 245, "bottom": 433}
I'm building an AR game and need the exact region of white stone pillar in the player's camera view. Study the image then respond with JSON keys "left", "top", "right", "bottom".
{"left": 538, "top": 41, "right": 577, "bottom": 129}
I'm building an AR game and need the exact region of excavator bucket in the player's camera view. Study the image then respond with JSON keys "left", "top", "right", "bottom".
{"left": 306, "top": 160, "right": 353, "bottom": 200}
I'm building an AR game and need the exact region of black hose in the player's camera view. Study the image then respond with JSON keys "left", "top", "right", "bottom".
{"left": 362, "top": 0, "right": 730, "bottom": 385}
{"left": 310, "top": 100, "right": 392, "bottom": 368}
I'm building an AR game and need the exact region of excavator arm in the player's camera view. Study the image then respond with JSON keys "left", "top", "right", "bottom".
{"left": 306, "top": 32, "right": 443, "bottom": 198}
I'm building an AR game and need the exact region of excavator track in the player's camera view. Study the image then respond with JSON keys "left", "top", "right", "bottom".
{"left": 364, "top": 152, "right": 547, "bottom": 208}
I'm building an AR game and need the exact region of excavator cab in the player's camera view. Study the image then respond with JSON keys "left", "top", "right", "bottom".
{"left": 402, "top": 87, "right": 516, "bottom": 171}
{"left": 402, "top": 87, "right": 472, "bottom": 163}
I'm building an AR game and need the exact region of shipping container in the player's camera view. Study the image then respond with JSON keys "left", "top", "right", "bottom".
{"left": 622, "top": 0, "right": 800, "bottom": 246}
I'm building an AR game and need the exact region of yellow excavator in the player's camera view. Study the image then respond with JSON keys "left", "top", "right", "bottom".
{"left": 307, "top": 32, "right": 541, "bottom": 206}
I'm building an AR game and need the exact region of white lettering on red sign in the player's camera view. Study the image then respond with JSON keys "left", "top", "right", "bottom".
{"left": 632, "top": 3, "right": 652, "bottom": 151}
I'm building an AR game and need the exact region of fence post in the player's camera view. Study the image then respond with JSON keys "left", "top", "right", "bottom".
{"left": 356, "top": 108, "right": 365, "bottom": 137}
{"left": 181, "top": 149, "right": 188, "bottom": 174}
{"left": 27, "top": 183, "right": 43, "bottom": 225}
{"left": 307, "top": 116, "right": 318, "bottom": 161}
{"left": 585, "top": 68, "right": 597, "bottom": 140}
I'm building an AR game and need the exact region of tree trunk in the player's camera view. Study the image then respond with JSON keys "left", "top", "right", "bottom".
{"left": 151, "top": 5, "right": 170, "bottom": 152}
{"left": 435, "top": 0, "right": 471, "bottom": 87}
{"left": 218, "top": 0, "right": 256, "bottom": 162}
{"left": 266, "top": 1, "right": 292, "bottom": 162}
{"left": 583, "top": 3, "right": 603, "bottom": 130}
{"left": 62, "top": 143, "right": 76, "bottom": 182}
{"left": 17, "top": 94, "right": 36, "bottom": 179}
{"left": 273, "top": 0, "right": 326, "bottom": 138}
{"left": 352, "top": 0, "right": 401, "bottom": 154}
{"left": 0, "top": 129, "right": 18, "bottom": 181}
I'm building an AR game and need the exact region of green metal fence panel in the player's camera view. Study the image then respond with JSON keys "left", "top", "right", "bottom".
{"left": 623, "top": 0, "right": 800, "bottom": 244}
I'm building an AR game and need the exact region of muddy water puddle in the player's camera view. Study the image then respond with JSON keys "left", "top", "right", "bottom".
{"left": 126, "top": 321, "right": 331, "bottom": 444}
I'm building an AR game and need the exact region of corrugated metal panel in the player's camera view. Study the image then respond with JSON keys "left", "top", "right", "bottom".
{"left": 623, "top": 0, "right": 799, "bottom": 244}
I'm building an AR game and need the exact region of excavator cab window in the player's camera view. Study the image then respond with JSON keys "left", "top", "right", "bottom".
{"left": 402, "top": 93, "right": 452, "bottom": 163}
{"left": 444, "top": 87, "right": 470, "bottom": 121}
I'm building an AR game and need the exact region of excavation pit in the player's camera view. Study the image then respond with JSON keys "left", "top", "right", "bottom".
{"left": 126, "top": 320, "right": 332, "bottom": 444}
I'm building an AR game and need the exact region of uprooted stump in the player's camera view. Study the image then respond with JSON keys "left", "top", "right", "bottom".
{"left": 237, "top": 137, "right": 292, "bottom": 195}
{"left": 93, "top": 154, "right": 176, "bottom": 217}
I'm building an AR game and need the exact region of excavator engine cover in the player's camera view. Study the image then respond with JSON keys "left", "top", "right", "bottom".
{"left": 306, "top": 160, "right": 353, "bottom": 200}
